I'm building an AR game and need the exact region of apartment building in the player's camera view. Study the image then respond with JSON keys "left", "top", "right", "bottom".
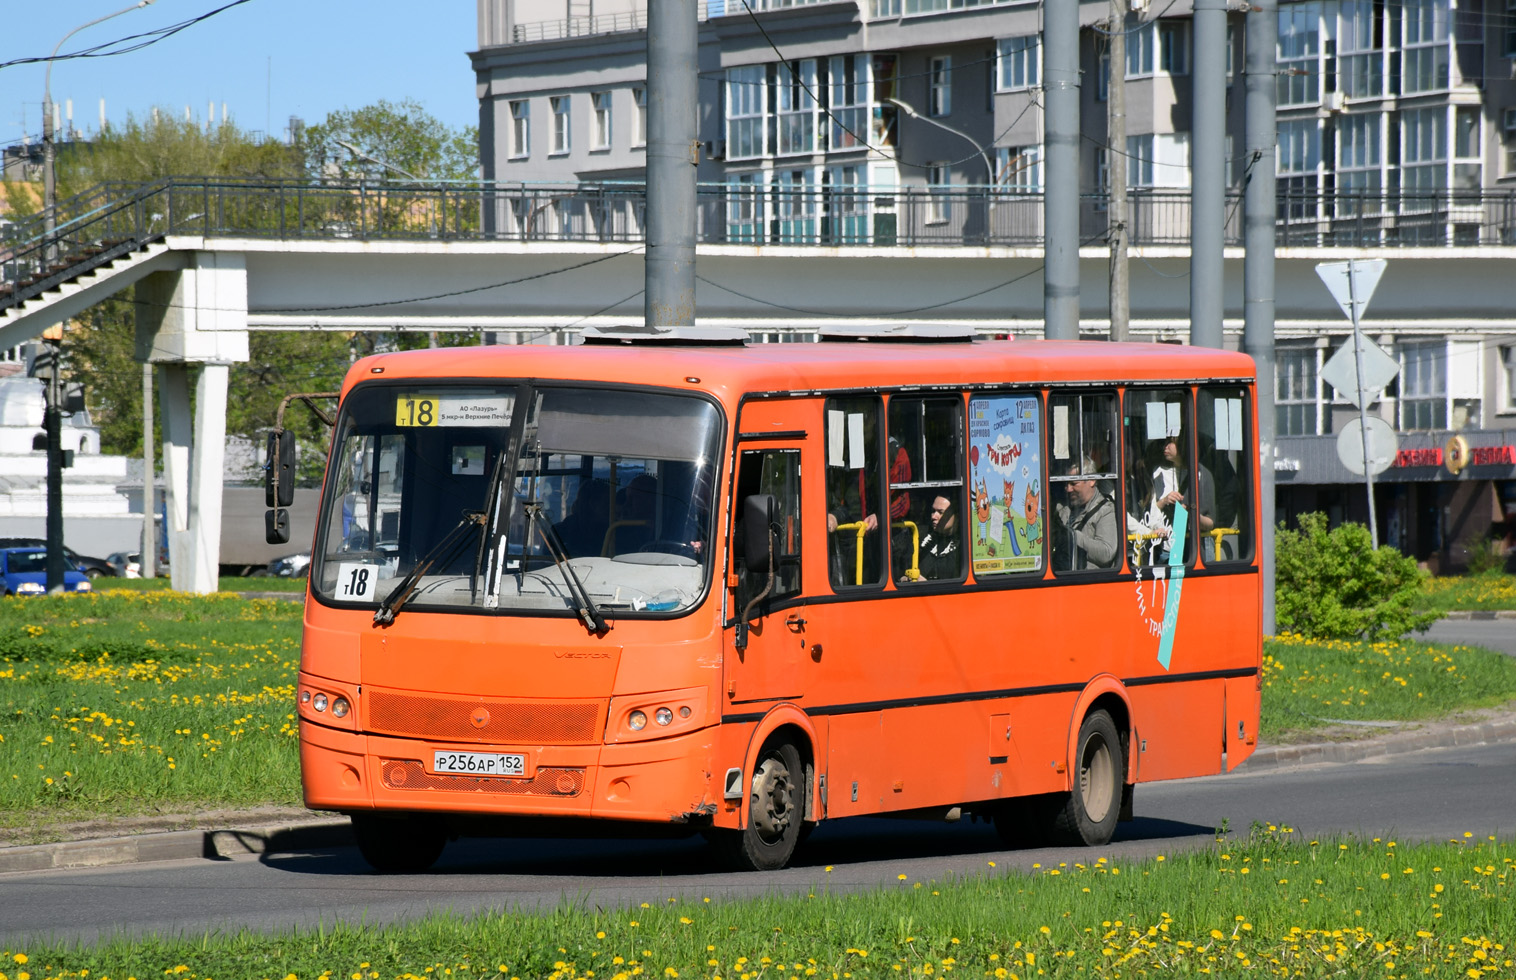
{"left": 470, "top": 0, "right": 1516, "bottom": 568}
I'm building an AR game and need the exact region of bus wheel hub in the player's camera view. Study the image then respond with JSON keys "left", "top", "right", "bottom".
{"left": 750, "top": 757, "right": 793, "bottom": 838}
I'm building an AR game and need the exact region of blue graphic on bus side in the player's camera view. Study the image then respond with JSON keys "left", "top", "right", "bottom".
{"left": 1156, "top": 503, "right": 1188, "bottom": 671}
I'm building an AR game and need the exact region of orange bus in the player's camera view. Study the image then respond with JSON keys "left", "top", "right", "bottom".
{"left": 278, "top": 325, "right": 1261, "bottom": 872}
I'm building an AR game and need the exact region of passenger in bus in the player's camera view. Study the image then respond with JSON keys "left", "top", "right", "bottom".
{"left": 553, "top": 478, "right": 612, "bottom": 558}
{"left": 1131, "top": 436, "right": 1215, "bottom": 565}
{"left": 910, "top": 495, "right": 962, "bottom": 581}
{"left": 1053, "top": 460, "right": 1119, "bottom": 570}
{"left": 609, "top": 474, "right": 658, "bottom": 554}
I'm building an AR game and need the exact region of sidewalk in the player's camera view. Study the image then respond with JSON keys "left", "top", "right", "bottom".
{"left": 3, "top": 708, "right": 1511, "bottom": 875}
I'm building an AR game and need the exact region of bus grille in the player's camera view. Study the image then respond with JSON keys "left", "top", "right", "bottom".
{"left": 365, "top": 690, "right": 605, "bottom": 745}
{"left": 381, "top": 760, "right": 586, "bottom": 797}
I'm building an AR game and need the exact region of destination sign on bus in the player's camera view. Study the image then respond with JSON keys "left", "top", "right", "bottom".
{"left": 395, "top": 394, "right": 513, "bottom": 427}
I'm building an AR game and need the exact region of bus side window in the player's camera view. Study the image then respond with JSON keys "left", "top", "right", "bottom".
{"left": 734, "top": 448, "right": 803, "bottom": 604}
{"left": 887, "top": 396, "right": 966, "bottom": 583}
{"left": 1048, "top": 392, "right": 1120, "bottom": 573}
{"left": 825, "top": 397, "right": 886, "bottom": 589}
{"left": 1197, "top": 386, "right": 1252, "bottom": 563}
{"left": 966, "top": 393, "right": 1045, "bottom": 577}
{"left": 1123, "top": 389, "right": 1199, "bottom": 568}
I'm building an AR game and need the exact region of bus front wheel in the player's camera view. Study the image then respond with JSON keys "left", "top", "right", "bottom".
{"left": 709, "top": 739, "right": 804, "bottom": 871}
{"left": 1050, "top": 709, "right": 1123, "bottom": 846}
{"left": 350, "top": 812, "right": 447, "bottom": 873}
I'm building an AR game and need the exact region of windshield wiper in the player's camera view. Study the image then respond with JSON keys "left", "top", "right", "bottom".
{"left": 373, "top": 510, "right": 485, "bottom": 626}
{"left": 526, "top": 502, "right": 612, "bottom": 634}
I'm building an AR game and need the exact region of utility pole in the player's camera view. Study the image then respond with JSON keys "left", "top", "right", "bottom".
{"left": 1243, "top": 0, "right": 1278, "bottom": 632}
{"left": 645, "top": 0, "right": 698, "bottom": 326}
{"left": 1190, "top": 0, "right": 1226, "bottom": 349}
{"left": 1107, "top": 0, "right": 1129, "bottom": 342}
{"left": 1043, "top": 0, "right": 1081, "bottom": 340}
{"left": 42, "top": 330, "right": 65, "bottom": 592}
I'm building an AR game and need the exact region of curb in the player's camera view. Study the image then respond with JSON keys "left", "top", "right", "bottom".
{"left": 0, "top": 818, "right": 352, "bottom": 875}
{"left": 4, "top": 714, "right": 1513, "bottom": 874}
{"left": 1239, "top": 715, "right": 1516, "bottom": 771}
{"left": 1435, "top": 610, "right": 1516, "bottom": 620}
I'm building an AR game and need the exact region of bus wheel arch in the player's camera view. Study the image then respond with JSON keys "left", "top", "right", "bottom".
{"left": 1065, "top": 679, "right": 1136, "bottom": 787}
{"left": 712, "top": 712, "right": 815, "bottom": 870}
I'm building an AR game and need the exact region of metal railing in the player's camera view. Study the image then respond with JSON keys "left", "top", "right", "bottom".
{"left": 6, "top": 178, "right": 1516, "bottom": 312}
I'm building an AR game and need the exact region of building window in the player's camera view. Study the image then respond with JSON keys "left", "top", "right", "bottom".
{"left": 1127, "top": 134, "right": 1154, "bottom": 187}
{"left": 1127, "top": 22, "right": 1156, "bottom": 78}
{"left": 777, "top": 60, "right": 818, "bottom": 156}
{"left": 1505, "top": 108, "right": 1516, "bottom": 176}
{"left": 1402, "top": 107, "right": 1447, "bottom": 191}
{"left": 997, "top": 37, "right": 1039, "bottom": 92}
{"left": 632, "top": 87, "right": 647, "bottom": 147}
{"left": 1159, "top": 21, "right": 1190, "bottom": 75}
{"left": 550, "top": 96, "right": 570, "bottom": 154}
{"left": 727, "top": 171, "right": 766, "bottom": 243}
{"left": 829, "top": 55, "right": 870, "bottom": 150}
{"left": 1337, "top": 113, "right": 1382, "bottom": 193}
{"left": 1502, "top": 345, "right": 1516, "bottom": 412}
{"left": 726, "top": 66, "right": 767, "bottom": 161}
{"left": 1095, "top": 51, "right": 1110, "bottom": 101}
{"left": 775, "top": 167, "right": 818, "bottom": 243}
{"left": 1276, "top": 345, "right": 1322, "bottom": 436}
{"left": 994, "top": 145, "right": 1041, "bottom": 191}
{"left": 1339, "top": 0, "right": 1384, "bottom": 99}
{"left": 1453, "top": 106, "right": 1481, "bottom": 190}
{"left": 591, "top": 91, "right": 612, "bottom": 150}
{"left": 1399, "top": 341, "right": 1447, "bottom": 430}
{"left": 1276, "top": 2, "right": 1321, "bottom": 106}
{"left": 926, "top": 162, "right": 949, "bottom": 223}
{"left": 509, "top": 100, "right": 530, "bottom": 159}
{"left": 1507, "top": 0, "right": 1516, "bottom": 57}
{"left": 825, "top": 164, "right": 869, "bottom": 244}
{"left": 1402, "top": 0, "right": 1451, "bottom": 94}
{"left": 929, "top": 57, "right": 951, "bottom": 116}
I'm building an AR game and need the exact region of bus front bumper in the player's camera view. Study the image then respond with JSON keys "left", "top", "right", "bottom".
{"left": 300, "top": 719, "right": 718, "bottom": 825}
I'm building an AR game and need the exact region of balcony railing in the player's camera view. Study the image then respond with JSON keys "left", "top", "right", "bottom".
{"left": 5, "top": 178, "right": 1516, "bottom": 312}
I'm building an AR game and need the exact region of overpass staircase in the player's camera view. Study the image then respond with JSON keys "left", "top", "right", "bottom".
{"left": 1, "top": 180, "right": 179, "bottom": 341}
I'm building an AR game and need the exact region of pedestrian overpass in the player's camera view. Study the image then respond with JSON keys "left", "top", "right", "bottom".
{"left": 5, "top": 177, "right": 1514, "bottom": 590}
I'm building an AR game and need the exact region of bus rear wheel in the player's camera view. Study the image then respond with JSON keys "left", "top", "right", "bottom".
{"left": 1049, "top": 709, "right": 1123, "bottom": 846}
{"left": 350, "top": 812, "right": 447, "bottom": 873}
{"left": 709, "top": 739, "right": 804, "bottom": 871}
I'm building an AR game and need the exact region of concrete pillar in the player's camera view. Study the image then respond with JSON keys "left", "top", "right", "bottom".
{"left": 135, "top": 252, "right": 250, "bottom": 593}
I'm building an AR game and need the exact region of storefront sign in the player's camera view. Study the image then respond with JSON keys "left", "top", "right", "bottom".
{"left": 1470, "top": 445, "right": 1516, "bottom": 466}
{"left": 1393, "top": 447, "right": 1442, "bottom": 468}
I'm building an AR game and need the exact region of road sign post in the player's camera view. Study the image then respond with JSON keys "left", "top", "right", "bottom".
{"left": 1316, "top": 259, "right": 1393, "bottom": 548}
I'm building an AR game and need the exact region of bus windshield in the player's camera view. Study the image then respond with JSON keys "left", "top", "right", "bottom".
{"left": 312, "top": 383, "right": 722, "bottom": 619}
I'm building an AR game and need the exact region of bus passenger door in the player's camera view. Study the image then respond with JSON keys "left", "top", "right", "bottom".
{"left": 727, "top": 444, "right": 808, "bottom": 706}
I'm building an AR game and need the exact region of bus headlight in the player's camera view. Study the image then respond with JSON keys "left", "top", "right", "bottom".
{"left": 331, "top": 697, "right": 350, "bottom": 718}
{"left": 655, "top": 707, "right": 673, "bottom": 726}
{"left": 608, "top": 688, "right": 707, "bottom": 743}
{"left": 312, "top": 693, "right": 328, "bottom": 712}
{"left": 628, "top": 710, "right": 647, "bottom": 731}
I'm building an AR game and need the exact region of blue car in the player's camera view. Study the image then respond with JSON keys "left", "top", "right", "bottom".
{"left": 0, "top": 547, "right": 93, "bottom": 596}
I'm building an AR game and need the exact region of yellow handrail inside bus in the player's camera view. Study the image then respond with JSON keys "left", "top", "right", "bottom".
{"left": 1126, "top": 527, "right": 1241, "bottom": 562}
{"left": 833, "top": 520, "right": 921, "bottom": 584}
{"left": 894, "top": 520, "right": 920, "bottom": 582}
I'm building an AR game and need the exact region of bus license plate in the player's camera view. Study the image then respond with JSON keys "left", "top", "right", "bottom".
{"left": 432, "top": 750, "right": 526, "bottom": 777}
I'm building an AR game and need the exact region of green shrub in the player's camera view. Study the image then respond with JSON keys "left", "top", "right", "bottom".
{"left": 1275, "top": 512, "right": 1441, "bottom": 641}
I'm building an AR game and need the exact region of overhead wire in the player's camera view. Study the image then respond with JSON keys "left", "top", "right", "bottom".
{"left": 0, "top": 0, "right": 258, "bottom": 73}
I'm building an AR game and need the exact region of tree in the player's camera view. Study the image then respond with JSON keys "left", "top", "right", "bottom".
{"left": 301, "top": 99, "right": 478, "bottom": 182}
{"left": 56, "top": 111, "right": 302, "bottom": 194}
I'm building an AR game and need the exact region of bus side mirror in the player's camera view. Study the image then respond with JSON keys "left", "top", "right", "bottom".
{"left": 742, "top": 493, "right": 777, "bottom": 574}
{"left": 265, "top": 430, "right": 296, "bottom": 507}
{"left": 266, "top": 508, "right": 291, "bottom": 545}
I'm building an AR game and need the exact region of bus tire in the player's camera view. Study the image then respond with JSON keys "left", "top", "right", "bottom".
{"left": 1050, "top": 709, "right": 1123, "bottom": 846}
{"left": 709, "top": 739, "right": 804, "bottom": 871}
{"left": 350, "top": 812, "right": 447, "bottom": 873}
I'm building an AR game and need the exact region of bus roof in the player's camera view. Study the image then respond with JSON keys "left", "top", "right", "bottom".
{"left": 344, "top": 339, "right": 1256, "bottom": 401}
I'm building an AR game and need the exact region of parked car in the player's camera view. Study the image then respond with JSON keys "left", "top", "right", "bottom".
{"left": 0, "top": 547, "right": 93, "bottom": 596}
{"left": 106, "top": 550, "right": 169, "bottom": 578}
{"left": 267, "top": 553, "right": 310, "bottom": 577}
{"left": 0, "top": 538, "right": 115, "bottom": 579}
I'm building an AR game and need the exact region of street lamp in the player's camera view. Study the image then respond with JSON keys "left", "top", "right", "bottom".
{"left": 43, "top": 1, "right": 157, "bottom": 261}
{"left": 334, "top": 138, "right": 420, "bottom": 180}
{"left": 887, "top": 97, "right": 997, "bottom": 242}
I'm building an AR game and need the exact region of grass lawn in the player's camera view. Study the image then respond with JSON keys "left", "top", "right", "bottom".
{"left": 1, "top": 830, "right": 1511, "bottom": 979}
{"left": 98, "top": 576, "right": 307, "bottom": 593}
{"left": 1418, "top": 572, "right": 1516, "bottom": 615}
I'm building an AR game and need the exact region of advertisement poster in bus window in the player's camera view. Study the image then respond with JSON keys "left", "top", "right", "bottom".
{"left": 968, "top": 395, "right": 1042, "bottom": 575}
